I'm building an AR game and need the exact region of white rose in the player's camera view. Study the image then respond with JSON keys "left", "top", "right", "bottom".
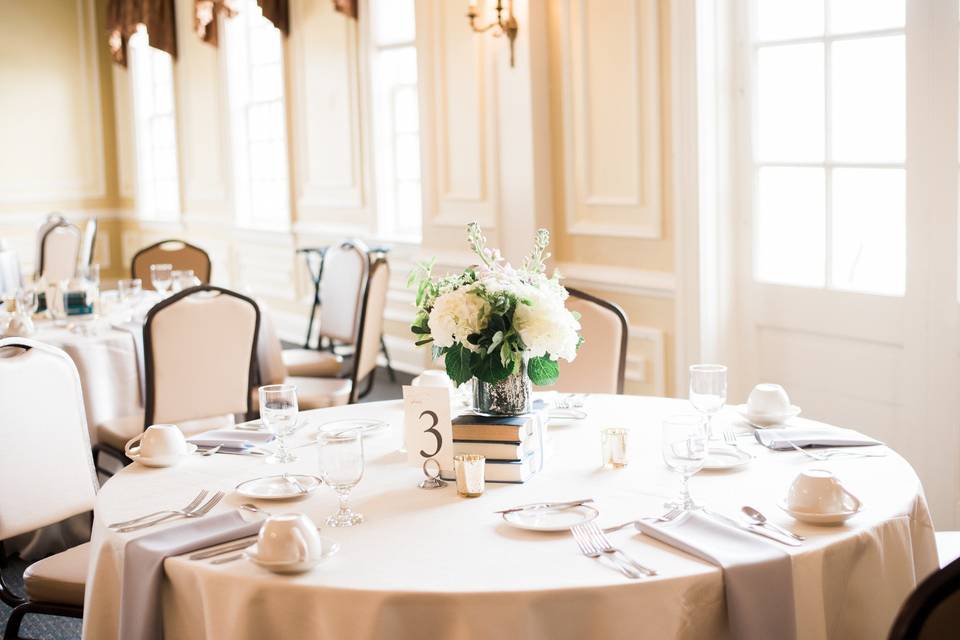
{"left": 428, "top": 288, "right": 491, "bottom": 351}
{"left": 513, "top": 287, "right": 581, "bottom": 362}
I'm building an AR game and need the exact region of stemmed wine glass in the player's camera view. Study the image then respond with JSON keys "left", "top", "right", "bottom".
{"left": 317, "top": 429, "right": 365, "bottom": 527}
{"left": 689, "top": 364, "right": 727, "bottom": 440}
{"left": 259, "top": 384, "right": 299, "bottom": 464}
{"left": 661, "top": 415, "right": 708, "bottom": 511}
{"left": 79, "top": 264, "right": 100, "bottom": 315}
{"left": 150, "top": 263, "right": 173, "bottom": 298}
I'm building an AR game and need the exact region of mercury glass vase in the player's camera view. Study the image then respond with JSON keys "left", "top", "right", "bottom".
{"left": 472, "top": 358, "right": 532, "bottom": 416}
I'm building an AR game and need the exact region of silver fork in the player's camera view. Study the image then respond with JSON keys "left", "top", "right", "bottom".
{"left": 723, "top": 431, "right": 756, "bottom": 458}
{"left": 571, "top": 525, "right": 641, "bottom": 579}
{"left": 116, "top": 491, "right": 225, "bottom": 533}
{"left": 583, "top": 521, "right": 657, "bottom": 576}
{"left": 108, "top": 490, "right": 209, "bottom": 529}
{"left": 603, "top": 506, "right": 682, "bottom": 533}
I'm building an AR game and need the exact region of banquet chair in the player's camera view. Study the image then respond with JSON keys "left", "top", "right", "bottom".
{"left": 0, "top": 339, "right": 97, "bottom": 640}
{"left": 33, "top": 213, "right": 64, "bottom": 271}
{"left": 281, "top": 240, "right": 369, "bottom": 378}
{"left": 131, "top": 239, "right": 212, "bottom": 289}
{"left": 888, "top": 555, "right": 960, "bottom": 639}
{"left": 79, "top": 217, "right": 97, "bottom": 267}
{"left": 545, "top": 288, "right": 629, "bottom": 395}
{"left": 37, "top": 221, "right": 82, "bottom": 283}
{"left": 0, "top": 243, "right": 22, "bottom": 296}
{"left": 92, "top": 286, "right": 259, "bottom": 473}
{"left": 258, "top": 258, "right": 390, "bottom": 409}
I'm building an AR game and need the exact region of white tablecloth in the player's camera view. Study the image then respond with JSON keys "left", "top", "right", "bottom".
{"left": 82, "top": 396, "right": 938, "bottom": 640}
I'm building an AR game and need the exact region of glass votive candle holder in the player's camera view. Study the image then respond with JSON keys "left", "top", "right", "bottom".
{"left": 454, "top": 454, "right": 485, "bottom": 497}
{"left": 601, "top": 427, "right": 631, "bottom": 468}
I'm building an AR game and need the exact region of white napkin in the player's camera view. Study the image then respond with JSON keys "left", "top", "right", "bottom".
{"left": 119, "top": 512, "right": 262, "bottom": 640}
{"left": 635, "top": 511, "right": 796, "bottom": 640}
{"left": 188, "top": 429, "right": 275, "bottom": 451}
{"left": 754, "top": 425, "right": 882, "bottom": 450}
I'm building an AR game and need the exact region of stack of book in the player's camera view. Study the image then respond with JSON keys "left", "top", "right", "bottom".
{"left": 451, "top": 410, "right": 546, "bottom": 483}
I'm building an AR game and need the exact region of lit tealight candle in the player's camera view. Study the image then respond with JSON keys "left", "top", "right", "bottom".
{"left": 601, "top": 427, "right": 631, "bottom": 468}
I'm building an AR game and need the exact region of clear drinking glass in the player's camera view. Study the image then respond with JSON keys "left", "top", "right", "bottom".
{"left": 661, "top": 415, "right": 708, "bottom": 511}
{"left": 15, "top": 286, "right": 38, "bottom": 318}
{"left": 48, "top": 280, "right": 68, "bottom": 325}
{"left": 79, "top": 264, "right": 100, "bottom": 315}
{"left": 170, "top": 269, "right": 199, "bottom": 293}
{"left": 259, "top": 384, "right": 299, "bottom": 464}
{"left": 150, "top": 263, "right": 173, "bottom": 297}
{"left": 689, "top": 364, "right": 727, "bottom": 439}
{"left": 318, "top": 429, "right": 365, "bottom": 527}
{"left": 117, "top": 278, "right": 142, "bottom": 322}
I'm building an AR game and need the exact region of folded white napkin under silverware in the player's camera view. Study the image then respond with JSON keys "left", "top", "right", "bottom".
{"left": 633, "top": 510, "right": 797, "bottom": 640}
{"left": 188, "top": 429, "right": 275, "bottom": 451}
{"left": 754, "top": 425, "right": 882, "bottom": 450}
{"left": 119, "top": 512, "right": 262, "bottom": 640}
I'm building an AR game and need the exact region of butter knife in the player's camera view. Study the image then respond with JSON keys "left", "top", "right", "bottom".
{"left": 495, "top": 498, "right": 594, "bottom": 515}
{"left": 189, "top": 536, "right": 258, "bottom": 560}
{"left": 703, "top": 510, "right": 803, "bottom": 547}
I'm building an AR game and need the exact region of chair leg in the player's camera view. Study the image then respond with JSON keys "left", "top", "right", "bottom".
{"left": 380, "top": 335, "right": 396, "bottom": 382}
{"left": 4, "top": 602, "right": 84, "bottom": 640}
{"left": 92, "top": 443, "right": 128, "bottom": 478}
{"left": 3, "top": 603, "right": 27, "bottom": 640}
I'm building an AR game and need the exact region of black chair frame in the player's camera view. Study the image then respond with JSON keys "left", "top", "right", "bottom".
{"left": 0, "top": 541, "right": 83, "bottom": 640}
{"left": 130, "top": 239, "right": 212, "bottom": 285}
{"left": 889, "top": 554, "right": 960, "bottom": 639}
{"left": 565, "top": 287, "right": 629, "bottom": 394}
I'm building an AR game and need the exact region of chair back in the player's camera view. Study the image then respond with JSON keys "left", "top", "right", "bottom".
{"left": 546, "top": 288, "right": 628, "bottom": 395}
{"left": 349, "top": 258, "right": 389, "bottom": 402}
{"left": 255, "top": 302, "right": 288, "bottom": 386}
{"left": 143, "top": 286, "right": 259, "bottom": 428}
{"left": 0, "top": 339, "right": 97, "bottom": 540}
{"left": 889, "top": 555, "right": 960, "bottom": 639}
{"left": 33, "top": 213, "right": 65, "bottom": 269}
{"left": 39, "top": 222, "right": 82, "bottom": 283}
{"left": 132, "top": 240, "right": 212, "bottom": 289}
{"left": 80, "top": 218, "right": 98, "bottom": 267}
{"left": 318, "top": 241, "right": 369, "bottom": 343}
{"left": 0, "top": 246, "right": 22, "bottom": 296}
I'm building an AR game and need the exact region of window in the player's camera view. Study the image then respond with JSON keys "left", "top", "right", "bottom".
{"left": 222, "top": 0, "right": 290, "bottom": 228}
{"left": 129, "top": 26, "right": 180, "bottom": 220}
{"left": 749, "top": 0, "right": 905, "bottom": 295}
{"left": 368, "top": 0, "right": 422, "bottom": 239}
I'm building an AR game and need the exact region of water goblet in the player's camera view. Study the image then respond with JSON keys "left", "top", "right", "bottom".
{"left": 117, "top": 278, "right": 142, "bottom": 322}
{"left": 689, "top": 364, "right": 727, "bottom": 439}
{"left": 79, "top": 264, "right": 100, "bottom": 316}
{"left": 259, "top": 384, "right": 299, "bottom": 464}
{"left": 150, "top": 263, "right": 173, "bottom": 298}
{"left": 15, "top": 286, "right": 38, "bottom": 318}
{"left": 317, "top": 429, "right": 365, "bottom": 527}
{"left": 661, "top": 414, "right": 708, "bottom": 511}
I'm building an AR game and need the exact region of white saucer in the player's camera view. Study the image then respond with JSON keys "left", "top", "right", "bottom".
{"left": 502, "top": 504, "right": 599, "bottom": 532}
{"left": 548, "top": 408, "right": 588, "bottom": 425}
{"left": 315, "top": 418, "right": 389, "bottom": 439}
{"left": 244, "top": 538, "right": 339, "bottom": 574}
{"left": 129, "top": 444, "right": 198, "bottom": 467}
{"left": 778, "top": 500, "right": 862, "bottom": 525}
{"left": 735, "top": 404, "right": 802, "bottom": 427}
{"left": 235, "top": 475, "right": 321, "bottom": 500}
{"left": 702, "top": 445, "right": 752, "bottom": 470}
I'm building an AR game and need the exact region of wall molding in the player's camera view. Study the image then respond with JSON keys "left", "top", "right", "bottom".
{"left": 628, "top": 324, "right": 666, "bottom": 395}
{"left": 556, "top": 261, "right": 675, "bottom": 298}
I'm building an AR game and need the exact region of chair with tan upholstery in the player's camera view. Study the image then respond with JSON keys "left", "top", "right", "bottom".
{"left": 259, "top": 258, "right": 390, "bottom": 409}
{"left": 0, "top": 338, "right": 97, "bottom": 640}
{"left": 131, "top": 239, "right": 212, "bottom": 289}
{"left": 37, "top": 221, "right": 82, "bottom": 283}
{"left": 33, "top": 213, "right": 65, "bottom": 271}
{"left": 546, "top": 288, "right": 629, "bottom": 395}
{"left": 281, "top": 240, "right": 369, "bottom": 378}
{"left": 92, "top": 286, "right": 259, "bottom": 472}
{"left": 79, "top": 218, "right": 97, "bottom": 268}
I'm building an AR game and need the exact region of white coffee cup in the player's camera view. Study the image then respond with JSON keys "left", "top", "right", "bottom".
{"left": 747, "top": 383, "right": 791, "bottom": 416}
{"left": 786, "top": 469, "right": 862, "bottom": 514}
{"left": 256, "top": 513, "right": 323, "bottom": 565}
{"left": 124, "top": 424, "right": 189, "bottom": 465}
{"left": 412, "top": 369, "right": 453, "bottom": 388}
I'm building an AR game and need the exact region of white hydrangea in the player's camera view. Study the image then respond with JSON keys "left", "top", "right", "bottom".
{"left": 513, "top": 285, "right": 581, "bottom": 362}
{"left": 428, "top": 287, "right": 490, "bottom": 351}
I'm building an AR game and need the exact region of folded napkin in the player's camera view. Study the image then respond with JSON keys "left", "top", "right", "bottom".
{"left": 635, "top": 511, "right": 796, "bottom": 640}
{"left": 754, "top": 425, "right": 882, "bottom": 450}
{"left": 187, "top": 429, "right": 275, "bottom": 451}
{"left": 120, "top": 512, "right": 262, "bottom": 640}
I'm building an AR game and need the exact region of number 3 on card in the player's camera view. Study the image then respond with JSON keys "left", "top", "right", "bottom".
{"left": 402, "top": 385, "right": 454, "bottom": 476}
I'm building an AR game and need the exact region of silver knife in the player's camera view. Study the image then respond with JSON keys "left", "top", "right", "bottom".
{"left": 495, "top": 498, "right": 594, "bottom": 515}
{"left": 703, "top": 510, "right": 803, "bottom": 547}
{"left": 189, "top": 536, "right": 258, "bottom": 560}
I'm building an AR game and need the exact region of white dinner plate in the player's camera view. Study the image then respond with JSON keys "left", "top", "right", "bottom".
{"left": 315, "top": 418, "right": 389, "bottom": 439}
{"left": 734, "top": 404, "right": 802, "bottom": 428}
{"left": 502, "top": 504, "right": 599, "bottom": 532}
{"left": 129, "top": 444, "right": 198, "bottom": 467}
{"left": 702, "top": 446, "right": 752, "bottom": 470}
{"left": 777, "top": 500, "right": 862, "bottom": 525}
{"left": 235, "top": 475, "right": 321, "bottom": 500}
{"left": 244, "top": 538, "right": 340, "bottom": 574}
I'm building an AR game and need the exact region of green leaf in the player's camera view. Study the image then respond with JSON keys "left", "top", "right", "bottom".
{"left": 415, "top": 338, "right": 434, "bottom": 346}
{"left": 445, "top": 344, "right": 473, "bottom": 386}
{"left": 411, "top": 325, "right": 430, "bottom": 335}
{"left": 472, "top": 350, "right": 513, "bottom": 384}
{"left": 527, "top": 356, "right": 560, "bottom": 386}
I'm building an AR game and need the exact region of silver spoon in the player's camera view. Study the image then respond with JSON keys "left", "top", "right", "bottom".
{"left": 198, "top": 445, "right": 222, "bottom": 457}
{"left": 239, "top": 503, "right": 271, "bottom": 516}
{"left": 741, "top": 506, "right": 806, "bottom": 541}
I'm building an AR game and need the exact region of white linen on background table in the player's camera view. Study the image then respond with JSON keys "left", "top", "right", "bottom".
{"left": 83, "top": 396, "right": 938, "bottom": 640}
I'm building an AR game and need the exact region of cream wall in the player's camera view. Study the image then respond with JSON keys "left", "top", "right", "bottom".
{"left": 1, "top": 0, "right": 678, "bottom": 396}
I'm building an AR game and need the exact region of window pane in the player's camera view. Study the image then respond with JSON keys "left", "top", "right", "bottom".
{"left": 755, "top": 167, "right": 826, "bottom": 286}
{"left": 395, "top": 133, "right": 420, "bottom": 181}
{"left": 396, "top": 181, "right": 422, "bottom": 231}
{"left": 832, "top": 168, "right": 905, "bottom": 295}
{"left": 393, "top": 86, "right": 419, "bottom": 133}
{"left": 371, "top": 0, "right": 415, "bottom": 45}
{"left": 829, "top": 0, "right": 904, "bottom": 34}
{"left": 251, "top": 64, "right": 283, "bottom": 101}
{"left": 831, "top": 36, "right": 904, "bottom": 163}
{"left": 755, "top": 0, "right": 823, "bottom": 41}
{"left": 757, "top": 44, "right": 824, "bottom": 162}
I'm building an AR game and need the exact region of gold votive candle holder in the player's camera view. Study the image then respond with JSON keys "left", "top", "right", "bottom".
{"left": 601, "top": 427, "right": 631, "bottom": 468}
{"left": 454, "top": 454, "right": 485, "bottom": 497}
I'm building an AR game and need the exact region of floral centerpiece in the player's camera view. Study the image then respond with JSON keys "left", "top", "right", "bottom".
{"left": 408, "top": 223, "right": 582, "bottom": 415}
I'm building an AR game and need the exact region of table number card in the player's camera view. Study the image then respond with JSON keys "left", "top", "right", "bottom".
{"left": 402, "top": 385, "right": 454, "bottom": 479}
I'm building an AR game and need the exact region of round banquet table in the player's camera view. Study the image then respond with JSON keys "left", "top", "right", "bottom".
{"left": 82, "top": 395, "right": 938, "bottom": 640}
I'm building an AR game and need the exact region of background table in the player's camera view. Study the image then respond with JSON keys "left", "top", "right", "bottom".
{"left": 83, "top": 396, "right": 937, "bottom": 640}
